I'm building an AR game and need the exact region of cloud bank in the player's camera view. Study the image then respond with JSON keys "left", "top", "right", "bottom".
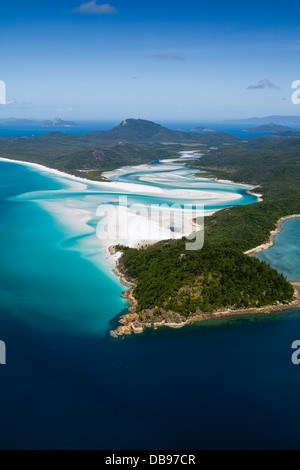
{"left": 73, "top": 2, "right": 118, "bottom": 15}
{"left": 247, "top": 79, "right": 279, "bottom": 90}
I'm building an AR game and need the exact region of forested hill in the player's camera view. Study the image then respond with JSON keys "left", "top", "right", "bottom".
{"left": 86, "top": 119, "right": 239, "bottom": 144}
{"left": 119, "top": 242, "right": 294, "bottom": 319}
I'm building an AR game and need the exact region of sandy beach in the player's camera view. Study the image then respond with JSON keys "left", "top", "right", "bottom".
{"left": 245, "top": 214, "right": 300, "bottom": 257}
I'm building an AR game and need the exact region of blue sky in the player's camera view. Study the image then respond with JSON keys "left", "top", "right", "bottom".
{"left": 1, "top": 0, "right": 300, "bottom": 121}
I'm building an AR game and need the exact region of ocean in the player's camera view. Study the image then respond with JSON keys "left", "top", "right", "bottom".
{"left": 0, "top": 142, "right": 300, "bottom": 449}
{"left": 0, "top": 120, "right": 279, "bottom": 139}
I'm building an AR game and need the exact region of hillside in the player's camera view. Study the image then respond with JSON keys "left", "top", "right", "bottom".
{"left": 225, "top": 115, "right": 300, "bottom": 126}
{"left": 0, "top": 119, "right": 239, "bottom": 177}
{"left": 244, "top": 123, "right": 291, "bottom": 133}
{"left": 86, "top": 119, "right": 239, "bottom": 144}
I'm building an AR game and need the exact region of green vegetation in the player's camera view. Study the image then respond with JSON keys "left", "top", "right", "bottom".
{"left": 0, "top": 137, "right": 182, "bottom": 175}
{"left": 118, "top": 242, "right": 294, "bottom": 317}
{"left": 84, "top": 167, "right": 118, "bottom": 181}
{"left": 189, "top": 137, "right": 300, "bottom": 251}
{"left": 87, "top": 119, "right": 239, "bottom": 144}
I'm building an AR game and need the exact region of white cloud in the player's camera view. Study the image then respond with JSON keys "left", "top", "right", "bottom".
{"left": 56, "top": 107, "right": 74, "bottom": 112}
{"left": 247, "top": 79, "right": 279, "bottom": 90}
{"left": 0, "top": 98, "right": 17, "bottom": 108}
{"left": 73, "top": 2, "right": 118, "bottom": 15}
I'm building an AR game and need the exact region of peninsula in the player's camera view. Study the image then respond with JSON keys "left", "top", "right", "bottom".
{"left": 0, "top": 118, "right": 299, "bottom": 338}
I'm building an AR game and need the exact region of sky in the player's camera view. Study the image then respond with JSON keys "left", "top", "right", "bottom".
{"left": 1, "top": 0, "right": 300, "bottom": 121}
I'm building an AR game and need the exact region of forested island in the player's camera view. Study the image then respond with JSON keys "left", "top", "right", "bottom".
{"left": 243, "top": 122, "right": 300, "bottom": 135}
{"left": 110, "top": 242, "right": 297, "bottom": 337}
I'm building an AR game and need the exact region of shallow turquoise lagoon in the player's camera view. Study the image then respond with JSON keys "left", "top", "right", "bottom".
{"left": 256, "top": 217, "right": 300, "bottom": 281}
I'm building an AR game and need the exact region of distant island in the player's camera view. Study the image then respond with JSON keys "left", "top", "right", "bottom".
{"left": 243, "top": 122, "right": 300, "bottom": 136}
{"left": 41, "top": 118, "right": 79, "bottom": 128}
{"left": 191, "top": 126, "right": 216, "bottom": 132}
{"left": 0, "top": 117, "right": 79, "bottom": 128}
{"left": 224, "top": 115, "right": 300, "bottom": 126}
{"left": 244, "top": 123, "right": 292, "bottom": 133}
{"left": 0, "top": 118, "right": 39, "bottom": 126}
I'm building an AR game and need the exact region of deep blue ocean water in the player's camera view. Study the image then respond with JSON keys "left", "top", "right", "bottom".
{"left": 0, "top": 158, "right": 300, "bottom": 449}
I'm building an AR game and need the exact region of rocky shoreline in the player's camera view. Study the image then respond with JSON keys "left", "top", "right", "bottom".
{"left": 109, "top": 214, "right": 300, "bottom": 338}
{"left": 110, "top": 277, "right": 300, "bottom": 337}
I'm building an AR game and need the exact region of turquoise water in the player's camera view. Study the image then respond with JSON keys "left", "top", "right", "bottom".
{"left": 1, "top": 158, "right": 300, "bottom": 449}
{"left": 0, "top": 162, "right": 125, "bottom": 334}
{"left": 256, "top": 218, "right": 300, "bottom": 281}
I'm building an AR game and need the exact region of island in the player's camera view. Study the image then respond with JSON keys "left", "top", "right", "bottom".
{"left": 243, "top": 123, "right": 291, "bottom": 133}
{"left": 0, "top": 117, "right": 79, "bottom": 128}
{"left": 110, "top": 241, "right": 298, "bottom": 337}
{"left": 41, "top": 118, "right": 79, "bottom": 128}
{"left": 191, "top": 126, "right": 216, "bottom": 132}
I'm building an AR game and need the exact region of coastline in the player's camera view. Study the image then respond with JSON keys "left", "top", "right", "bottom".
{"left": 110, "top": 214, "right": 300, "bottom": 337}
{"left": 0, "top": 157, "right": 96, "bottom": 186}
{"left": 193, "top": 170, "right": 263, "bottom": 201}
{"left": 246, "top": 189, "right": 263, "bottom": 202}
{"left": 244, "top": 214, "right": 300, "bottom": 256}
{"left": 110, "top": 266, "right": 300, "bottom": 337}
{"left": 0, "top": 157, "right": 166, "bottom": 195}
